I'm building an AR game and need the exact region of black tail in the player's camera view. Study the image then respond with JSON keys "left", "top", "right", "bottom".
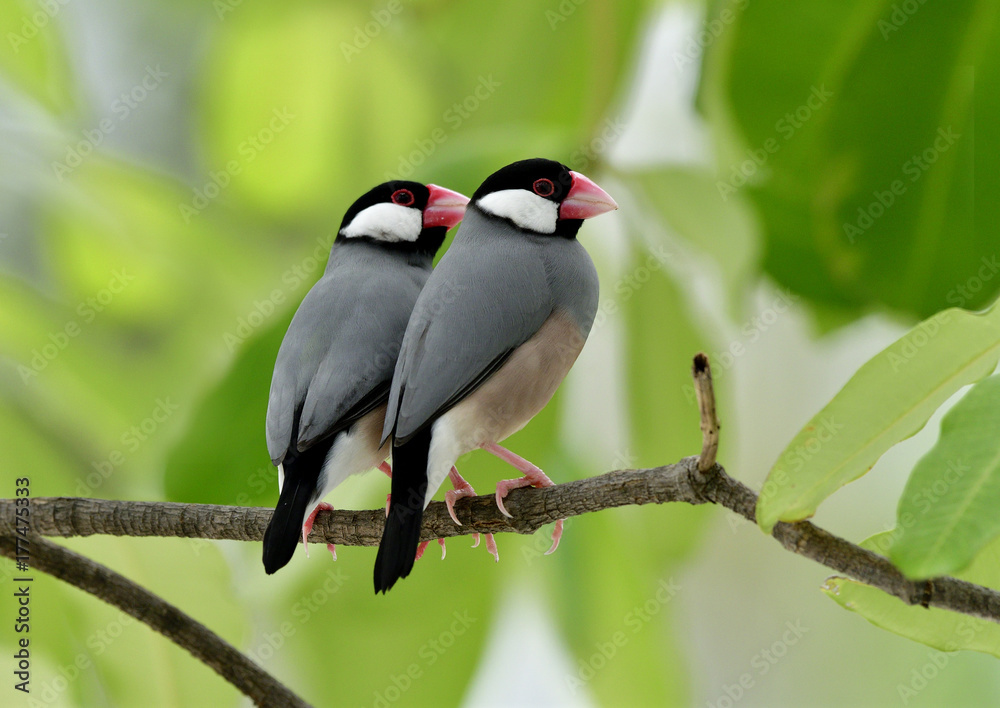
{"left": 374, "top": 428, "right": 431, "bottom": 593}
{"left": 263, "top": 428, "right": 336, "bottom": 574}
{"left": 262, "top": 470, "right": 316, "bottom": 575}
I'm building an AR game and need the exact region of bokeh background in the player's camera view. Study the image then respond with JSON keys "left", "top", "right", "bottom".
{"left": 1, "top": 0, "right": 998, "bottom": 706}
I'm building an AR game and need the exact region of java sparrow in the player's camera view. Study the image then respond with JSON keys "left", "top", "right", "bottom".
{"left": 374, "top": 158, "right": 618, "bottom": 592}
{"left": 262, "top": 181, "right": 469, "bottom": 575}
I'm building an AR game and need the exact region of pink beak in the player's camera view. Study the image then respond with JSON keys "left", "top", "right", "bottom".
{"left": 559, "top": 171, "right": 618, "bottom": 221}
{"left": 423, "top": 184, "right": 470, "bottom": 229}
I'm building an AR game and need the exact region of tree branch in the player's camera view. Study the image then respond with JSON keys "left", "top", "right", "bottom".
{"left": 0, "top": 534, "right": 310, "bottom": 707}
{"left": 692, "top": 352, "right": 720, "bottom": 476}
{"left": 2, "top": 352, "right": 999, "bottom": 681}
{"left": 3, "top": 459, "right": 999, "bottom": 623}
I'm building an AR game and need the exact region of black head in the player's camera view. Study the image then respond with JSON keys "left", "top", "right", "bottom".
{"left": 336, "top": 181, "right": 468, "bottom": 256}
{"left": 471, "top": 158, "right": 617, "bottom": 238}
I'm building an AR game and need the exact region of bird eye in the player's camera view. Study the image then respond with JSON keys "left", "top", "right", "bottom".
{"left": 391, "top": 189, "right": 415, "bottom": 206}
{"left": 532, "top": 178, "right": 555, "bottom": 197}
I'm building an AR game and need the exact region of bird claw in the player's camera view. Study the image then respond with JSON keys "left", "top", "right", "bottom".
{"left": 494, "top": 478, "right": 531, "bottom": 518}
{"left": 446, "top": 466, "right": 500, "bottom": 561}
{"left": 445, "top": 490, "right": 464, "bottom": 525}
{"left": 445, "top": 466, "right": 479, "bottom": 525}
{"left": 301, "top": 502, "right": 336, "bottom": 561}
{"left": 484, "top": 443, "right": 564, "bottom": 555}
{"left": 544, "top": 520, "right": 563, "bottom": 555}
{"left": 462, "top": 531, "right": 498, "bottom": 561}
{"left": 494, "top": 490, "right": 514, "bottom": 518}
{"left": 415, "top": 538, "right": 447, "bottom": 562}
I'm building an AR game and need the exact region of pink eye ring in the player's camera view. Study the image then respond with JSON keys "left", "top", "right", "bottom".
{"left": 392, "top": 189, "right": 415, "bottom": 206}
{"left": 532, "top": 178, "right": 555, "bottom": 197}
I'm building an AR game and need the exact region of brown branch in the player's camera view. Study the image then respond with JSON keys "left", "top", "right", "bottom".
{"left": 0, "top": 535, "right": 310, "bottom": 708}
{"left": 1, "top": 352, "right": 998, "bottom": 671}
{"left": 692, "top": 352, "right": 720, "bottom": 475}
{"left": 2, "top": 460, "right": 999, "bottom": 623}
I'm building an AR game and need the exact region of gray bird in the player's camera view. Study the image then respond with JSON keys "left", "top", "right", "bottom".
{"left": 375, "top": 158, "right": 617, "bottom": 592}
{"left": 262, "top": 181, "right": 469, "bottom": 575}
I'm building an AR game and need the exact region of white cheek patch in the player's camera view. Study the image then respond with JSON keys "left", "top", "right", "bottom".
{"left": 476, "top": 189, "right": 558, "bottom": 234}
{"left": 340, "top": 203, "right": 422, "bottom": 242}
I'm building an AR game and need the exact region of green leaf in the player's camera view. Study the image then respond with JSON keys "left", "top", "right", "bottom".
{"left": 629, "top": 168, "right": 760, "bottom": 315}
{"left": 702, "top": 0, "right": 999, "bottom": 317}
{"left": 890, "top": 375, "right": 1000, "bottom": 578}
{"left": 164, "top": 314, "right": 288, "bottom": 507}
{"left": 756, "top": 302, "right": 1000, "bottom": 532}
{"left": 823, "top": 531, "right": 1000, "bottom": 657}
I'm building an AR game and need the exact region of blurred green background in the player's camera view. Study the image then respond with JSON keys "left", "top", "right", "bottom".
{"left": 1, "top": 0, "right": 998, "bottom": 705}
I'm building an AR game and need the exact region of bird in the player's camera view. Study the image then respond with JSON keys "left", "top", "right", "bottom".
{"left": 262, "top": 180, "right": 470, "bottom": 575}
{"left": 374, "top": 158, "right": 618, "bottom": 593}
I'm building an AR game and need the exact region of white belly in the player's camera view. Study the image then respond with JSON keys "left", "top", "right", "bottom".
{"left": 423, "top": 310, "right": 586, "bottom": 506}
{"left": 313, "top": 404, "right": 390, "bottom": 505}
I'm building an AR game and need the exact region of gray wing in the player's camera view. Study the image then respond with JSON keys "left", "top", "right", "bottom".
{"left": 266, "top": 271, "right": 421, "bottom": 464}
{"left": 384, "top": 237, "right": 554, "bottom": 445}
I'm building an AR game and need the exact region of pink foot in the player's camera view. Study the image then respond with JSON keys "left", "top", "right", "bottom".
{"left": 445, "top": 466, "right": 498, "bottom": 559}
{"left": 482, "top": 442, "right": 562, "bottom": 555}
{"left": 415, "top": 538, "right": 447, "bottom": 561}
{"left": 381, "top": 461, "right": 392, "bottom": 516}
{"left": 302, "top": 502, "right": 337, "bottom": 561}
{"left": 484, "top": 531, "right": 499, "bottom": 562}
{"left": 545, "top": 519, "right": 563, "bottom": 555}
{"left": 445, "top": 466, "right": 476, "bottom": 525}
